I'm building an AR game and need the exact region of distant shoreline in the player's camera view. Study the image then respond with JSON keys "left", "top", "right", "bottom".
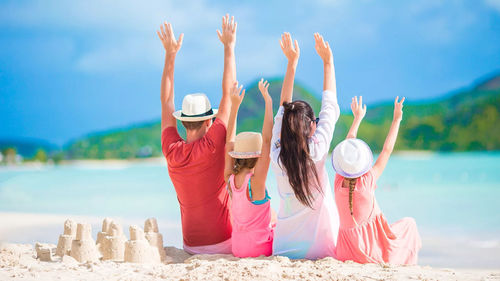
{"left": 3, "top": 151, "right": 500, "bottom": 170}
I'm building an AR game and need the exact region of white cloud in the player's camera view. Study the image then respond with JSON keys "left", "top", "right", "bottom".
{"left": 0, "top": 0, "right": 490, "bottom": 80}
{"left": 0, "top": 0, "right": 226, "bottom": 75}
{"left": 0, "top": 0, "right": 217, "bottom": 32}
{"left": 75, "top": 37, "right": 159, "bottom": 73}
{"left": 485, "top": 0, "right": 500, "bottom": 12}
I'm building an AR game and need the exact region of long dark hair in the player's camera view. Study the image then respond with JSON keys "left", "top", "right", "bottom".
{"left": 279, "top": 100, "right": 320, "bottom": 208}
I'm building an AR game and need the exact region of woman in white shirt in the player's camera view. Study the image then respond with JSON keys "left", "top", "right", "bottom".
{"left": 271, "top": 32, "right": 340, "bottom": 259}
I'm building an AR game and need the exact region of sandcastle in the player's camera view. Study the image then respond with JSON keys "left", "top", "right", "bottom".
{"left": 38, "top": 217, "right": 167, "bottom": 264}
{"left": 101, "top": 221, "right": 127, "bottom": 261}
{"left": 96, "top": 218, "right": 127, "bottom": 261}
{"left": 35, "top": 242, "right": 57, "bottom": 262}
{"left": 70, "top": 223, "right": 100, "bottom": 263}
{"left": 96, "top": 217, "right": 112, "bottom": 249}
{"left": 144, "top": 217, "right": 167, "bottom": 261}
{"left": 55, "top": 219, "right": 77, "bottom": 257}
{"left": 124, "top": 225, "right": 161, "bottom": 263}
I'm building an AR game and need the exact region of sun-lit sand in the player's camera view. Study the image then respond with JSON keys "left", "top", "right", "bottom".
{"left": 1, "top": 242, "right": 499, "bottom": 281}
{"left": 1, "top": 213, "right": 499, "bottom": 280}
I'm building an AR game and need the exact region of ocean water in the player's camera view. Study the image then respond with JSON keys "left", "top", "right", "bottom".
{"left": 1, "top": 152, "right": 499, "bottom": 268}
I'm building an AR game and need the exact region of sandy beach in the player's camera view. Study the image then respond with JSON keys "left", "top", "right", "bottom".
{"left": 1, "top": 242, "right": 499, "bottom": 281}
{"left": 1, "top": 213, "right": 499, "bottom": 281}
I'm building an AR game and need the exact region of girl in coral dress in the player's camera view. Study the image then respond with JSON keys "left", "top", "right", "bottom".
{"left": 332, "top": 96, "right": 421, "bottom": 265}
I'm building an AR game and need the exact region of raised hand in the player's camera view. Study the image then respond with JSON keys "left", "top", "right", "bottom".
{"left": 314, "top": 33, "right": 332, "bottom": 64}
{"left": 157, "top": 22, "right": 184, "bottom": 56}
{"left": 258, "top": 79, "right": 271, "bottom": 102}
{"left": 393, "top": 96, "right": 405, "bottom": 121}
{"left": 280, "top": 32, "right": 300, "bottom": 63}
{"left": 217, "top": 14, "right": 237, "bottom": 48}
{"left": 230, "top": 82, "right": 245, "bottom": 108}
{"left": 351, "top": 96, "right": 367, "bottom": 120}
{"left": 373, "top": 96, "right": 405, "bottom": 180}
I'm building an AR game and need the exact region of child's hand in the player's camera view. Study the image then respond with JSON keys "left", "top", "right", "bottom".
{"left": 217, "top": 14, "right": 237, "bottom": 48}
{"left": 393, "top": 96, "right": 405, "bottom": 121}
{"left": 157, "top": 22, "right": 184, "bottom": 56}
{"left": 258, "top": 79, "right": 272, "bottom": 102}
{"left": 351, "top": 96, "right": 366, "bottom": 120}
{"left": 230, "top": 82, "right": 245, "bottom": 108}
{"left": 280, "top": 32, "right": 300, "bottom": 63}
{"left": 314, "top": 33, "right": 332, "bottom": 64}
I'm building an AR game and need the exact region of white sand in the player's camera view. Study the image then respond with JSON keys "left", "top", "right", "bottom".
{"left": 1, "top": 212, "right": 499, "bottom": 280}
{"left": 1, "top": 243, "right": 499, "bottom": 281}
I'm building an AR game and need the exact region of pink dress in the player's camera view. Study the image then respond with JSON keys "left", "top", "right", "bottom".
{"left": 334, "top": 169, "right": 422, "bottom": 265}
{"left": 229, "top": 173, "right": 274, "bottom": 258}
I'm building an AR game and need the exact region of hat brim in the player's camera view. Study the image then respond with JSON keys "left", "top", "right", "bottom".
{"left": 228, "top": 151, "right": 261, "bottom": 159}
{"left": 332, "top": 139, "right": 373, "bottom": 178}
{"left": 172, "top": 109, "right": 218, "bottom": 121}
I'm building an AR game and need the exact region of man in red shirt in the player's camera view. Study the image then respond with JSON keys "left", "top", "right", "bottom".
{"left": 157, "top": 15, "right": 237, "bottom": 254}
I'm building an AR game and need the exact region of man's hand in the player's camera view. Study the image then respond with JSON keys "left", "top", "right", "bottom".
{"left": 217, "top": 14, "right": 237, "bottom": 48}
{"left": 393, "top": 96, "right": 405, "bottom": 121}
{"left": 351, "top": 96, "right": 367, "bottom": 120}
{"left": 314, "top": 33, "right": 332, "bottom": 64}
{"left": 157, "top": 22, "right": 184, "bottom": 56}
{"left": 280, "top": 32, "right": 300, "bottom": 63}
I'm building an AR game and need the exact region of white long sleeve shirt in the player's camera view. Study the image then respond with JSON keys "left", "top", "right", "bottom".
{"left": 271, "top": 90, "right": 340, "bottom": 259}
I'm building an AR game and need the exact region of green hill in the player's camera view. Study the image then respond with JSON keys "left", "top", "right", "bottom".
{"left": 63, "top": 73, "right": 500, "bottom": 159}
{"left": 65, "top": 121, "right": 163, "bottom": 159}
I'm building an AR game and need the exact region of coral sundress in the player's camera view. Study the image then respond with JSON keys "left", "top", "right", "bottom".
{"left": 334, "top": 169, "right": 422, "bottom": 265}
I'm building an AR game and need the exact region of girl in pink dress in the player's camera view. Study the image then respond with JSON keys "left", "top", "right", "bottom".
{"left": 223, "top": 80, "right": 274, "bottom": 258}
{"left": 331, "top": 96, "right": 421, "bottom": 265}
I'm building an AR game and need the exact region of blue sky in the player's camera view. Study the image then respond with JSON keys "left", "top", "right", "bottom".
{"left": 1, "top": 0, "right": 499, "bottom": 145}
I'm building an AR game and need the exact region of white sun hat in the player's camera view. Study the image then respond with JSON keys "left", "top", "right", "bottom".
{"left": 172, "top": 93, "right": 218, "bottom": 121}
{"left": 228, "top": 132, "right": 263, "bottom": 159}
{"left": 332, "top": 138, "right": 373, "bottom": 178}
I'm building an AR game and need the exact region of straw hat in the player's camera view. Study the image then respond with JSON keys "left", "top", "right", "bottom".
{"left": 332, "top": 138, "right": 373, "bottom": 178}
{"left": 228, "top": 132, "right": 263, "bottom": 159}
{"left": 173, "top": 93, "right": 218, "bottom": 121}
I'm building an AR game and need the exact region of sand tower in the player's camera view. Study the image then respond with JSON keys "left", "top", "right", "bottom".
{"left": 70, "top": 223, "right": 100, "bottom": 263}
{"left": 124, "top": 225, "right": 160, "bottom": 263}
{"left": 96, "top": 217, "right": 112, "bottom": 247}
{"left": 144, "top": 217, "right": 166, "bottom": 261}
{"left": 55, "top": 219, "right": 77, "bottom": 257}
{"left": 101, "top": 221, "right": 126, "bottom": 261}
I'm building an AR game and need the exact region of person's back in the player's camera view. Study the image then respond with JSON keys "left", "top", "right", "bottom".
{"left": 271, "top": 148, "right": 338, "bottom": 259}
{"left": 157, "top": 15, "right": 238, "bottom": 254}
{"left": 332, "top": 96, "right": 421, "bottom": 265}
{"left": 162, "top": 118, "right": 231, "bottom": 247}
{"left": 271, "top": 32, "right": 340, "bottom": 259}
{"left": 224, "top": 80, "right": 275, "bottom": 258}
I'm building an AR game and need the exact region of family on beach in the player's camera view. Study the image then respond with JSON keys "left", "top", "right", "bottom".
{"left": 158, "top": 14, "right": 422, "bottom": 264}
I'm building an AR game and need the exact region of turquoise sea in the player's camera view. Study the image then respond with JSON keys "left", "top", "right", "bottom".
{"left": 1, "top": 152, "right": 499, "bottom": 268}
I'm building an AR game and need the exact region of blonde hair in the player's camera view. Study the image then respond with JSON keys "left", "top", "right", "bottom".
{"left": 232, "top": 158, "right": 258, "bottom": 174}
{"left": 347, "top": 178, "right": 359, "bottom": 226}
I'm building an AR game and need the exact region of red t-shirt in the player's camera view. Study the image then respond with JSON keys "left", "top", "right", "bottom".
{"left": 161, "top": 118, "right": 232, "bottom": 247}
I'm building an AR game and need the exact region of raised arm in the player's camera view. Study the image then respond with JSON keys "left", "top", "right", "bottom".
{"left": 252, "top": 79, "right": 273, "bottom": 200}
{"left": 309, "top": 33, "right": 340, "bottom": 160}
{"left": 314, "top": 33, "right": 336, "bottom": 94}
{"left": 372, "top": 97, "right": 405, "bottom": 180}
{"left": 224, "top": 82, "right": 245, "bottom": 183}
{"left": 216, "top": 14, "right": 238, "bottom": 126}
{"left": 279, "top": 32, "right": 300, "bottom": 105}
{"left": 158, "top": 22, "right": 184, "bottom": 132}
{"left": 346, "top": 96, "right": 367, "bottom": 139}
